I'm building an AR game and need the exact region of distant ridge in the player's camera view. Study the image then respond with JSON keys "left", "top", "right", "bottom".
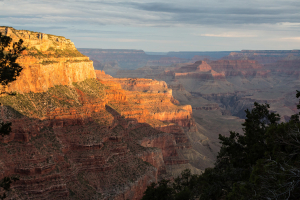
{"left": 78, "top": 48, "right": 145, "bottom": 54}
{"left": 145, "top": 52, "right": 168, "bottom": 55}
{"left": 241, "top": 50, "right": 300, "bottom": 53}
{"left": 166, "top": 51, "right": 238, "bottom": 59}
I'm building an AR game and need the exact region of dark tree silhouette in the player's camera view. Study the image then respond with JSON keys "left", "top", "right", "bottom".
{"left": 0, "top": 32, "right": 24, "bottom": 88}
{"left": 0, "top": 31, "right": 25, "bottom": 199}
{"left": 142, "top": 97, "right": 300, "bottom": 199}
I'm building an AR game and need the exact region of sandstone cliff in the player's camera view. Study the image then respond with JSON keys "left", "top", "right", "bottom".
{"left": 0, "top": 76, "right": 196, "bottom": 198}
{"left": 96, "top": 71, "right": 204, "bottom": 176}
{"left": 0, "top": 27, "right": 96, "bottom": 93}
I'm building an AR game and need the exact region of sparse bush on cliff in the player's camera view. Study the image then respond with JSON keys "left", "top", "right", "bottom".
{"left": 53, "top": 48, "right": 85, "bottom": 58}
{"left": 29, "top": 46, "right": 85, "bottom": 59}
{"left": 142, "top": 92, "right": 300, "bottom": 200}
{"left": 28, "top": 47, "right": 46, "bottom": 58}
{"left": 40, "top": 60, "right": 59, "bottom": 65}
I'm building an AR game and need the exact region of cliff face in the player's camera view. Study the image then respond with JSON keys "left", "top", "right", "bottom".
{"left": 0, "top": 74, "right": 198, "bottom": 198}
{"left": 96, "top": 71, "right": 202, "bottom": 176}
{"left": 6, "top": 57, "right": 95, "bottom": 93}
{"left": 96, "top": 70, "right": 192, "bottom": 127}
{"left": 0, "top": 27, "right": 96, "bottom": 93}
{"left": 162, "top": 61, "right": 226, "bottom": 80}
{"left": 171, "top": 60, "right": 267, "bottom": 79}
{"left": 96, "top": 70, "right": 173, "bottom": 97}
{"left": 0, "top": 28, "right": 199, "bottom": 199}
{"left": 177, "top": 61, "right": 212, "bottom": 73}
{"left": 265, "top": 59, "right": 300, "bottom": 77}
{"left": 208, "top": 60, "right": 269, "bottom": 77}
{"left": 0, "top": 102, "right": 160, "bottom": 199}
{"left": 0, "top": 76, "right": 191, "bottom": 199}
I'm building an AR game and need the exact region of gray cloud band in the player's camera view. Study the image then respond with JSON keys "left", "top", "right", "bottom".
{"left": 1, "top": 0, "right": 300, "bottom": 26}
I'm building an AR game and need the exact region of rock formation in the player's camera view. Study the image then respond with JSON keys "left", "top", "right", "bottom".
{"left": 112, "top": 56, "right": 300, "bottom": 168}
{"left": 223, "top": 50, "right": 300, "bottom": 64}
{"left": 139, "top": 59, "right": 290, "bottom": 119}
{"left": 0, "top": 27, "right": 203, "bottom": 199}
{"left": 0, "top": 27, "right": 95, "bottom": 93}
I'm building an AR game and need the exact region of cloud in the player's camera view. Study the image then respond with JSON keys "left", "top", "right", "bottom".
{"left": 1, "top": 0, "right": 300, "bottom": 27}
{"left": 1, "top": 0, "right": 300, "bottom": 51}
{"left": 77, "top": 37, "right": 182, "bottom": 44}
{"left": 199, "top": 33, "right": 257, "bottom": 38}
{"left": 280, "top": 37, "right": 300, "bottom": 41}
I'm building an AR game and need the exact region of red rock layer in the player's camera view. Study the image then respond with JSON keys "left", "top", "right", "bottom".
{"left": 265, "top": 59, "right": 300, "bottom": 77}
{"left": 0, "top": 76, "right": 194, "bottom": 199}
{"left": 0, "top": 99, "right": 169, "bottom": 199}
{"left": 96, "top": 70, "right": 172, "bottom": 98}
{"left": 223, "top": 50, "right": 300, "bottom": 64}
{"left": 208, "top": 60, "right": 269, "bottom": 77}
{"left": 164, "top": 60, "right": 270, "bottom": 79}
{"left": 159, "top": 61, "right": 226, "bottom": 80}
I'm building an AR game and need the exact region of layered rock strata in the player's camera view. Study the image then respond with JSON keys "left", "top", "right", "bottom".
{"left": 112, "top": 56, "right": 300, "bottom": 176}
{"left": 223, "top": 50, "right": 300, "bottom": 64}
{"left": 0, "top": 28, "right": 198, "bottom": 199}
{"left": 0, "top": 76, "right": 192, "bottom": 199}
{"left": 173, "top": 61, "right": 226, "bottom": 80}
{"left": 0, "top": 27, "right": 95, "bottom": 93}
{"left": 96, "top": 71, "right": 201, "bottom": 176}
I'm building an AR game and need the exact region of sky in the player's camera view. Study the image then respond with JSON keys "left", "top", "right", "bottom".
{"left": 1, "top": 0, "right": 300, "bottom": 52}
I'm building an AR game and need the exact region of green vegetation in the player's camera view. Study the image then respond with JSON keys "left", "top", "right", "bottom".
{"left": 29, "top": 46, "right": 85, "bottom": 59}
{"left": 72, "top": 78, "right": 106, "bottom": 99}
{"left": 47, "top": 47, "right": 55, "bottom": 51}
{"left": 40, "top": 60, "right": 59, "bottom": 65}
{"left": 0, "top": 86, "right": 75, "bottom": 117}
{"left": 142, "top": 169, "right": 197, "bottom": 200}
{"left": 58, "top": 49, "right": 84, "bottom": 57}
{"left": 28, "top": 47, "right": 47, "bottom": 58}
{"left": 142, "top": 93, "right": 300, "bottom": 200}
{"left": 0, "top": 79, "right": 106, "bottom": 118}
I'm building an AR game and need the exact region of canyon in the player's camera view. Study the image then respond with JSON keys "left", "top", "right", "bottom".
{"left": 0, "top": 27, "right": 215, "bottom": 199}
{"left": 86, "top": 49, "right": 300, "bottom": 169}
{"left": 1, "top": 26, "right": 299, "bottom": 200}
{"left": 112, "top": 56, "right": 299, "bottom": 121}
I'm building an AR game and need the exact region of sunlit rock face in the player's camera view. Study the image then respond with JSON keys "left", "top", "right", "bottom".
{"left": 96, "top": 70, "right": 205, "bottom": 175}
{"left": 0, "top": 27, "right": 95, "bottom": 93}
